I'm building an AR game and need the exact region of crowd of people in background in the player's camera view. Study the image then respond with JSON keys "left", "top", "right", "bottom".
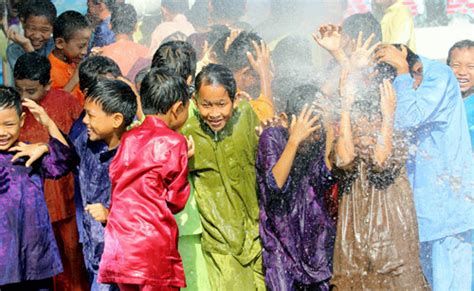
{"left": 0, "top": 0, "right": 473, "bottom": 290}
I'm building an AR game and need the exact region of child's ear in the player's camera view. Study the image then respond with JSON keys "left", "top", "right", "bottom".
{"left": 171, "top": 101, "right": 184, "bottom": 117}
{"left": 279, "top": 112, "right": 289, "bottom": 128}
{"left": 112, "top": 113, "right": 125, "bottom": 129}
{"left": 55, "top": 38, "right": 65, "bottom": 50}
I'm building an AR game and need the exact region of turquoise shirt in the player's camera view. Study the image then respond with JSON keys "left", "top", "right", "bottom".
{"left": 394, "top": 56, "right": 474, "bottom": 242}
{"left": 464, "top": 93, "right": 474, "bottom": 150}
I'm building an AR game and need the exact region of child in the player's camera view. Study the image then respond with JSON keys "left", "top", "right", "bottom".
{"left": 224, "top": 31, "right": 274, "bottom": 121}
{"left": 98, "top": 68, "right": 190, "bottom": 290}
{"left": 6, "top": 0, "right": 56, "bottom": 69}
{"left": 151, "top": 40, "right": 196, "bottom": 86}
{"left": 49, "top": 10, "right": 92, "bottom": 105}
{"left": 181, "top": 64, "right": 265, "bottom": 290}
{"left": 256, "top": 85, "right": 336, "bottom": 290}
{"left": 100, "top": 3, "right": 148, "bottom": 76}
{"left": 75, "top": 79, "right": 137, "bottom": 291}
{"left": 87, "top": 0, "right": 115, "bottom": 48}
{"left": 0, "top": 86, "right": 73, "bottom": 290}
{"left": 330, "top": 71, "right": 428, "bottom": 290}
{"left": 13, "top": 52, "right": 89, "bottom": 291}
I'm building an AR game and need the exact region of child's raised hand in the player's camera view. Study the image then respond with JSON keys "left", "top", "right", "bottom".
{"left": 348, "top": 31, "right": 379, "bottom": 70}
{"left": 380, "top": 78, "right": 397, "bottom": 119}
{"left": 22, "top": 98, "right": 53, "bottom": 128}
{"left": 186, "top": 135, "right": 195, "bottom": 159}
{"left": 7, "top": 27, "right": 32, "bottom": 49}
{"left": 288, "top": 104, "right": 322, "bottom": 146}
{"left": 224, "top": 29, "right": 240, "bottom": 53}
{"left": 312, "top": 24, "right": 342, "bottom": 53}
{"left": 9, "top": 142, "right": 49, "bottom": 167}
{"left": 339, "top": 68, "right": 356, "bottom": 109}
{"left": 85, "top": 203, "right": 109, "bottom": 224}
{"left": 247, "top": 40, "right": 271, "bottom": 80}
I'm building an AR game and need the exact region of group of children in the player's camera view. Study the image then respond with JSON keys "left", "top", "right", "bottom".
{"left": 0, "top": 0, "right": 473, "bottom": 291}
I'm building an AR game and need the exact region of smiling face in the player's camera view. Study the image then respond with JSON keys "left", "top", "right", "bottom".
{"left": 0, "top": 107, "right": 24, "bottom": 151}
{"left": 82, "top": 99, "right": 116, "bottom": 143}
{"left": 56, "top": 28, "right": 92, "bottom": 64}
{"left": 195, "top": 84, "right": 233, "bottom": 132}
{"left": 24, "top": 15, "right": 53, "bottom": 50}
{"left": 449, "top": 47, "right": 474, "bottom": 96}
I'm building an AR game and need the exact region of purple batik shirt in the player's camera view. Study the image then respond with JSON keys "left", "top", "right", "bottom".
{"left": 256, "top": 127, "right": 336, "bottom": 290}
{"left": 0, "top": 138, "right": 74, "bottom": 285}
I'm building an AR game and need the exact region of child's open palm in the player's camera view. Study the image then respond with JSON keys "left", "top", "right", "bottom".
{"left": 9, "top": 142, "right": 49, "bottom": 167}
{"left": 312, "top": 24, "right": 342, "bottom": 53}
{"left": 247, "top": 40, "right": 271, "bottom": 80}
{"left": 288, "top": 104, "right": 322, "bottom": 146}
{"left": 349, "top": 32, "right": 379, "bottom": 70}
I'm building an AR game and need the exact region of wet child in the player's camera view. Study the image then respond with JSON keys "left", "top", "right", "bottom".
{"left": 0, "top": 86, "right": 73, "bottom": 290}
{"left": 100, "top": 3, "right": 148, "bottom": 76}
{"left": 181, "top": 64, "right": 265, "bottom": 290}
{"left": 256, "top": 84, "right": 336, "bottom": 290}
{"left": 7, "top": 0, "right": 56, "bottom": 69}
{"left": 330, "top": 70, "right": 428, "bottom": 290}
{"left": 75, "top": 79, "right": 137, "bottom": 291}
{"left": 98, "top": 68, "right": 191, "bottom": 290}
{"left": 49, "top": 10, "right": 92, "bottom": 105}
{"left": 13, "top": 52, "right": 89, "bottom": 291}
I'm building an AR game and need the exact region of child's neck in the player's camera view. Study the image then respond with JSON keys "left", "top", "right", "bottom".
{"left": 151, "top": 114, "right": 173, "bottom": 130}
{"left": 52, "top": 48, "right": 71, "bottom": 64}
{"left": 115, "top": 34, "right": 131, "bottom": 42}
{"left": 105, "top": 131, "right": 123, "bottom": 150}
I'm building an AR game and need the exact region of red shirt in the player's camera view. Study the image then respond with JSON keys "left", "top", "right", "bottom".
{"left": 48, "top": 53, "right": 85, "bottom": 106}
{"left": 99, "top": 116, "right": 189, "bottom": 287}
{"left": 20, "top": 89, "right": 82, "bottom": 222}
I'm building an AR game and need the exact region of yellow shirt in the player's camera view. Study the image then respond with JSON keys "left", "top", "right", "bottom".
{"left": 381, "top": 0, "right": 416, "bottom": 52}
{"left": 250, "top": 93, "right": 274, "bottom": 122}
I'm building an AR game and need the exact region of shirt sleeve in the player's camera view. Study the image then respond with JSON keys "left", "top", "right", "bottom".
{"left": 41, "top": 137, "right": 77, "bottom": 179}
{"left": 162, "top": 139, "right": 190, "bottom": 214}
{"left": 393, "top": 67, "right": 451, "bottom": 130}
{"left": 6, "top": 43, "right": 24, "bottom": 69}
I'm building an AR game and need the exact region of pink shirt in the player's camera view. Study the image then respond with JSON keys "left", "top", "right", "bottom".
{"left": 101, "top": 39, "right": 149, "bottom": 76}
{"left": 148, "top": 14, "right": 195, "bottom": 57}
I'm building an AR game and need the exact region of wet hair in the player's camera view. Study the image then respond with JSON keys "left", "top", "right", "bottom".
{"left": 85, "top": 79, "right": 137, "bottom": 127}
{"left": 111, "top": 3, "right": 137, "bottom": 35}
{"left": 19, "top": 0, "right": 57, "bottom": 25}
{"left": 151, "top": 41, "right": 197, "bottom": 82}
{"left": 14, "top": 52, "right": 51, "bottom": 85}
{"left": 224, "top": 31, "right": 262, "bottom": 72}
{"left": 342, "top": 12, "right": 382, "bottom": 43}
{"left": 53, "top": 10, "right": 90, "bottom": 41}
{"left": 447, "top": 39, "right": 474, "bottom": 65}
{"left": 140, "top": 68, "right": 190, "bottom": 115}
{"left": 134, "top": 67, "right": 149, "bottom": 86}
{"left": 161, "top": 0, "right": 189, "bottom": 14}
{"left": 79, "top": 56, "right": 122, "bottom": 93}
{"left": 272, "top": 35, "right": 313, "bottom": 74}
{"left": 209, "top": 0, "right": 246, "bottom": 23}
{"left": 0, "top": 86, "right": 22, "bottom": 116}
{"left": 285, "top": 84, "right": 324, "bottom": 117}
{"left": 195, "top": 63, "right": 236, "bottom": 101}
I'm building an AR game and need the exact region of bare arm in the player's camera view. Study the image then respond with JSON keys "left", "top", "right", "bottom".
{"left": 373, "top": 79, "right": 396, "bottom": 167}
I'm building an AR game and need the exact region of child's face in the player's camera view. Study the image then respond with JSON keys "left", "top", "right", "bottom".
{"left": 58, "top": 28, "right": 92, "bottom": 64}
{"left": 15, "top": 79, "right": 50, "bottom": 102}
{"left": 0, "top": 107, "right": 24, "bottom": 151}
{"left": 24, "top": 16, "right": 53, "bottom": 50}
{"left": 234, "top": 67, "right": 259, "bottom": 97}
{"left": 449, "top": 47, "right": 474, "bottom": 95}
{"left": 195, "top": 84, "right": 233, "bottom": 132}
{"left": 83, "top": 100, "right": 116, "bottom": 142}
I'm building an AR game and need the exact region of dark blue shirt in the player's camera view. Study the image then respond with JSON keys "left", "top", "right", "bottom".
{"left": 91, "top": 16, "right": 115, "bottom": 48}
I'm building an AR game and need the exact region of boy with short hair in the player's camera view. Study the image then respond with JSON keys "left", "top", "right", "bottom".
{"left": 100, "top": 3, "right": 148, "bottom": 76}
{"left": 0, "top": 86, "right": 73, "bottom": 290}
{"left": 13, "top": 52, "right": 89, "bottom": 291}
{"left": 99, "top": 68, "right": 190, "bottom": 290}
{"left": 7, "top": 0, "right": 56, "bottom": 69}
{"left": 75, "top": 79, "right": 137, "bottom": 291}
{"left": 151, "top": 40, "right": 196, "bottom": 85}
{"left": 49, "top": 10, "right": 92, "bottom": 105}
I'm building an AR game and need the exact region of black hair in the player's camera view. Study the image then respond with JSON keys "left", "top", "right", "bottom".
{"left": 151, "top": 40, "right": 197, "bottom": 82}
{"left": 392, "top": 44, "right": 420, "bottom": 73}
{"left": 186, "top": 0, "right": 208, "bottom": 29}
{"left": 285, "top": 84, "right": 324, "bottom": 118}
{"left": 14, "top": 52, "right": 51, "bottom": 85}
{"left": 79, "top": 56, "right": 122, "bottom": 92}
{"left": 224, "top": 31, "right": 262, "bottom": 72}
{"left": 85, "top": 79, "right": 137, "bottom": 127}
{"left": 209, "top": 0, "right": 246, "bottom": 23}
{"left": 161, "top": 0, "right": 189, "bottom": 14}
{"left": 272, "top": 35, "right": 313, "bottom": 74}
{"left": 447, "top": 39, "right": 474, "bottom": 65}
{"left": 111, "top": 3, "right": 137, "bottom": 35}
{"left": 140, "top": 67, "right": 190, "bottom": 115}
{"left": 91, "top": 0, "right": 115, "bottom": 10}
{"left": 134, "top": 67, "right": 149, "bottom": 85}
{"left": 195, "top": 63, "right": 236, "bottom": 101}
{"left": 53, "top": 10, "right": 90, "bottom": 41}
{"left": 342, "top": 12, "right": 382, "bottom": 43}
{"left": 0, "top": 86, "right": 22, "bottom": 116}
{"left": 19, "top": 0, "right": 57, "bottom": 25}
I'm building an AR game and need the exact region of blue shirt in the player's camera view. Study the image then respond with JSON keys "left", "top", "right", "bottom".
{"left": 463, "top": 93, "right": 474, "bottom": 150}
{"left": 394, "top": 56, "right": 474, "bottom": 242}
{"left": 91, "top": 16, "right": 115, "bottom": 48}
{"left": 73, "top": 130, "right": 116, "bottom": 275}
{"left": 7, "top": 38, "right": 55, "bottom": 70}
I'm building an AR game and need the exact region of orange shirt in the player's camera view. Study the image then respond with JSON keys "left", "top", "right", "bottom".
{"left": 48, "top": 53, "right": 85, "bottom": 105}
{"left": 101, "top": 39, "right": 149, "bottom": 76}
{"left": 249, "top": 93, "right": 274, "bottom": 121}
